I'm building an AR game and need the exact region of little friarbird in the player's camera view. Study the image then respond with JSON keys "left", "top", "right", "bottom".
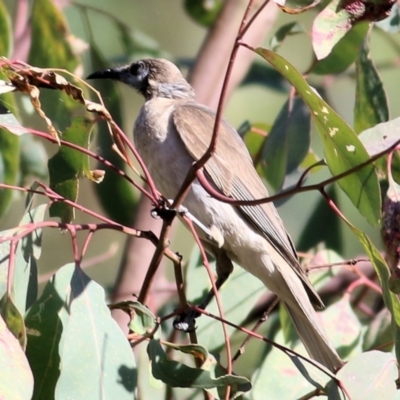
{"left": 87, "top": 58, "right": 343, "bottom": 372}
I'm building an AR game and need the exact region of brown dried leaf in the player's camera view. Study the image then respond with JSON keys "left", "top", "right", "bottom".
{"left": 5, "top": 66, "right": 113, "bottom": 123}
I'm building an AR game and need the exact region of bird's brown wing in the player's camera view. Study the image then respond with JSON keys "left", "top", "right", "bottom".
{"left": 172, "top": 102, "right": 323, "bottom": 307}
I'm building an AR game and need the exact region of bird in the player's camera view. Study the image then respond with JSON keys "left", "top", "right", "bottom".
{"left": 87, "top": 58, "right": 343, "bottom": 372}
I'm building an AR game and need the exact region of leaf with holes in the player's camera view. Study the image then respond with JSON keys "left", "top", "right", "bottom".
{"left": 256, "top": 48, "right": 381, "bottom": 226}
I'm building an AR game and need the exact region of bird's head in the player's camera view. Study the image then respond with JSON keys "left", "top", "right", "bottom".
{"left": 87, "top": 58, "right": 195, "bottom": 101}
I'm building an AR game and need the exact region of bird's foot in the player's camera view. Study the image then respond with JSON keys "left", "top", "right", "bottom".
{"left": 173, "top": 308, "right": 201, "bottom": 332}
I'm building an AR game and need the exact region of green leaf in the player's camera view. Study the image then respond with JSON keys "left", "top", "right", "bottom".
{"left": 241, "top": 62, "right": 289, "bottom": 92}
{"left": 25, "top": 277, "right": 63, "bottom": 400}
{"left": 29, "top": 0, "right": 78, "bottom": 70}
{"left": 349, "top": 227, "right": 400, "bottom": 364}
{"left": 0, "top": 294, "right": 26, "bottom": 349}
{"left": 48, "top": 117, "right": 94, "bottom": 223}
{"left": 335, "top": 351, "right": 397, "bottom": 399}
{"left": 262, "top": 96, "right": 311, "bottom": 191}
{"left": 119, "top": 301, "right": 157, "bottom": 335}
{"left": 147, "top": 339, "right": 251, "bottom": 399}
{"left": 14, "top": 204, "right": 46, "bottom": 314}
{"left": 28, "top": 0, "right": 81, "bottom": 131}
{"left": 0, "top": 315, "right": 33, "bottom": 400}
{"left": 184, "top": 0, "right": 223, "bottom": 27}
{"left": 312, "top": 0, "right": 382, "bottom": 60}
{"left": 354, "top": 38, "right": 389, "bottom": 133}
{"left": 270, "top": 22, "right": 304, "bottom": 51}
{"left": 242, "top": 122, "right": 268, "bottom": 163}
{"left": 0, "top": 204, "right": 45, "bottom": 321}
{"left": 256, "top": 48, "right": 381, "bottom": 226}
{"left": 0, "top": 97, "right": 20, "bottom": 219}
{"left": 20, "top": 134, "right": 48, "bottom": 185}
{"left": 51, "top": 263, "right": 137, "bottom": 399}
{"left": 88, "top": 44, "right": 137, "bottom": 225}
{"left": 312, "top": 22, "right": 369, "bottom": 75}
{"left": 297, "top": 186, "right": 343, "bottom": 253}
{"left": 363, "top": 309, "right": 393, "bottom": 352}
{"left": 0, "top": 0, "right": 11, "bottom": 57}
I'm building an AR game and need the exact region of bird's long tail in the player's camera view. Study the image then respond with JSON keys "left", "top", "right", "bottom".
{"left": 283, "top": 301, "right": 343, "bottom": 372}
{"left": 260, "top": 254, "right": 343, "bottom": 372}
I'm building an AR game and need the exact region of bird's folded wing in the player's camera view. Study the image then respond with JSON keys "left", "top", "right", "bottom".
{"left": 172, "top": 103, "right": 323, "bottom": 307}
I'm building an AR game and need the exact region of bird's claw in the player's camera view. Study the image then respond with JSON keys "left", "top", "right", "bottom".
{"left": 173, "top": 308, "right": 201, "bottom": 332}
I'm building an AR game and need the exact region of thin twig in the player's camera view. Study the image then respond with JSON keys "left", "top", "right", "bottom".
{"left": 194, "top": 137, "right": 400, "bottom": 207}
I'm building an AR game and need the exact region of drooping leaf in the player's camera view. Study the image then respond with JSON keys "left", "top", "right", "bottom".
{"left": 50, "top": 263, "right": 137, "bottom": 399}
{"left": 0, "top": 315, "right": 33, "bottom": 400}
{"left": 148, "top": 339, "right": 251, "bottom": 399}
{"left": 48, "top": 117, "right": 95, "bottom": 223}
{"left": 311, "top": 22, "right": 369, "bottom": 75}
{"left": 354, "top": 37, "right": 389, "bottom": 133}
{"left": 262, "top": 96, "right": 311, "bottom": 191}
{"left": 256, "top": 48, "right": 381, "bottom": 226}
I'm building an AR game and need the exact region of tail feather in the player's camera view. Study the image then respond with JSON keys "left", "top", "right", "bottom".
{"left": 283, "top": 302, "right": 343, "bottom": 372}
{"left": 261, "top": 255, "right": 343, "bottom": 372}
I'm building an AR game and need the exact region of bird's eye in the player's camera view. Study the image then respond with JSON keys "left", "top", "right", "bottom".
{"left": 129, "top": 61, "right": 144, "bottom": 76}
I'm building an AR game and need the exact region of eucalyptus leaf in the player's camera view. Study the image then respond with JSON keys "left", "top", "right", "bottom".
{"left": 0, "top": 315, "right": 33, "bottom": 400}
{"left": 148, "top": 339, "right": 251, "bottom": 399}
{"left": 262, "top": 96, "right": 311, "bottom": 191}
{"left": 48, "top": 117, "right": 95, "bottom": 223}
{"left": 354, "top": 38, "right": 389, "bottom": 133}
{"left": 53, "top": 263, "right": 137, "bottom": 399}
{"left": 256, "top": 48, "right": 381, "bottom": 226}
{"left": 336, "top": 351, "right": 397, "bottom": 399}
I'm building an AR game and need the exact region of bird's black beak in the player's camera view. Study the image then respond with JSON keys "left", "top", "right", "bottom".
{"left": 86, "top": 67, "right": 122, "bottom": 81}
